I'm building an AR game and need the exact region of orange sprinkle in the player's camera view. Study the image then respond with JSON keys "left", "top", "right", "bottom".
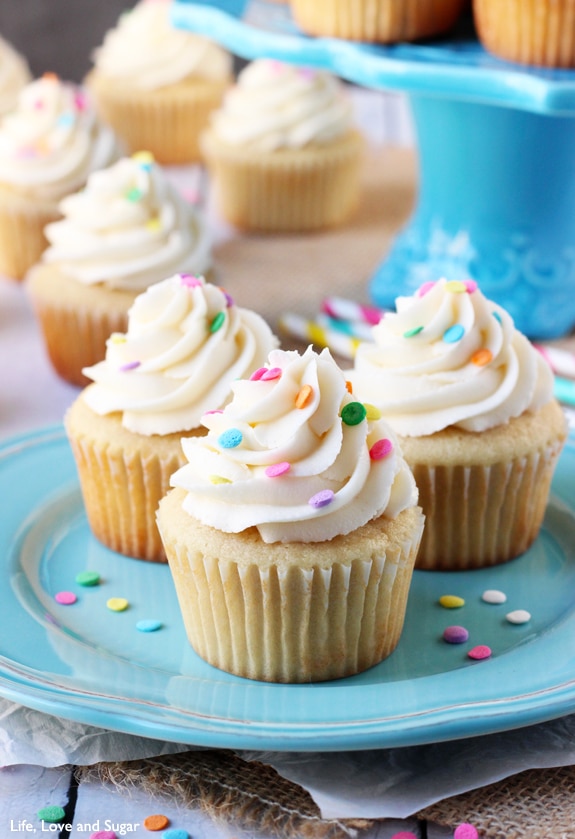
{"left": 42, "top": 71, "right": 59, "bottom": 82}
{"left": 345, "top": 380, "right": 353, "bottom": 394}
{"left": 144, "top": 814, "right": 170, "bottom": 831}
{"left": 471, "top": 348, "right": 493, "bottom": 366}
{"left": 295, "top": 384, "right": 313, "bottom": 409}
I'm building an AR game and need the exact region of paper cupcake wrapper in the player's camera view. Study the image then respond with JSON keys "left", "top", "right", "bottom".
{"left": 474, "top": 0, "right": 575, "bottom": 68}
{"left": 0, "top": 197, "right": 59, "bottom": 281}
{"left": 164, "top": 516, "right": 423, "bottom": 683}
{"left": 202, "top": 130, "right": 364, "bottom": 233}
{"left": 411, "top": 438, "right": 566, "bottom": 571}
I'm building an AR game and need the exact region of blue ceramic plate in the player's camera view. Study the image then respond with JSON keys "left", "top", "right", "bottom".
{"left": 1, "top": 425, "right": 575, "bottom": 750}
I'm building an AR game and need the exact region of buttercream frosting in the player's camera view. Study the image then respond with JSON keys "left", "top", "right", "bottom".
{"left": 350, "top": 278, "right": 554, "bottom": 436}
{"left": 170, "top": 345, "right": 418, "bottom": 543}
{"left": 82, "top": 274, "right": 279, "bottom": 436}
{"left": 0, "top": 74, "right": 119, "bottom": 202}
{"left": 0, "top": 35, "right": 31, "bottom": 116}
{"left": 92, "top": 0, "right": 232, "bottom": 89}
{"left": 210, "top": 58, "right": 355, "bottom": 152}
{"left": 42, "top": 152, "right": 211, "bottom": 290}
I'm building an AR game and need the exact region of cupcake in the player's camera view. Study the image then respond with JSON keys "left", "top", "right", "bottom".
{"left": 157, "top": 346, "right": 424, "bottom": 682}
{"left": 0, "top": 34, "right": 31, "bottom": 117}
{"left": 65, "top": 274, "right": 278, "bottom": 563}
{"left": 201, "top": 59, "right": 364, "bottom": 232}
{"left": 0, "top": 73, "right": 119, "bottom": 280}
{"left": 473, "top": 0, "right": 575, "bottom": 68}
{"left": 290, "top": 0, "right": 466, "bottom": 43}
{"left": 349, "top": 278, "right": 568, "bottom": 571}
{"left": 26, "top": 151, "right": 212, "bottom": 386}
{"left": 86, "top": 0, "right": 233, "bottom": 164}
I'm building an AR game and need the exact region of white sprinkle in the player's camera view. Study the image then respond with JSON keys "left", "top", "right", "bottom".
{"left": 506, "top": 609, "right": 531, "bottom": 625}
{"left": 482, "top": 589, "right": 507, "bottom": 604}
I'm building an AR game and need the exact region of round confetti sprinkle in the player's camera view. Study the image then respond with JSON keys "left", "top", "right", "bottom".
{"left": 261, "top": 366, "right": 282, "bottom": 381}
{"left": 90, "top": 832, "right": 117, "bottom": 839}
{"left": 107, "top": 597, "right": 129, "bottom": 612}
{"left": 162, "top": 831, "right": 189, "bottom": 839}
{"left": 454, "top": 823, "right": 479, "bottom": 839}
{"left": 418, "top": 280, "right": 436, "bottom": 297}
{"left": 119, "top": 360, "right": 141, "bottom": 372}
{"left": 144, "top": 814, "right": 170, "bottom": 831}
{"left": 463, "top": 279, "right": 478, "bottom": 293}
{"left": 439, "top": 594, "right": 465, "bottom": 609}
{"left": 482, "top": 589, "right": 507, "bottom": 604}
{"left": 295, "top": 384, "right": 313, "bottom": 409}
{"left": 250, "top": 367, "right": 267, "bottom": 381}
{"left": 308, "top": 489, "right": 335, "bottom": 508}
{"left": 265, "top": 461, "right": 291, "bottom": 478}
{"left": 37, "top": 805, "right": 66, "bottom": 822}
{"left": 341, "top": 401, "right": 367, "bottom": 426}
{"left": 403, "top": 325, "right": 424, "bottom": 338}
{"left": 75, "top": 570, "right": 101, "bottom": 587}
{"left": 506, "top": 609, "right": 531, "bottom": 624}
{"left": 218, "top": 427, "right": 243, "bottom": 449}
{"left": 137, "top": 619, "right": 163, "bottom": 633}
{"left": 209, "top": 311, "right": 226, "bottom": 333}
{"left": 363, "top": 403, "right": 382, "bottom": 420}
{"left": 125, "top": 187, "right": 142, "bottom": 202}
{"left": 468, "top": 645, "right": 492, "bottom": 660}
{"left": 443, "top": 323, "right": 465, "bottom": 343}
{"left": 55, "top": 591, "right": 77, "bottom": 605}
{"left": 209, "top": 475, "right": 232, "bottom": 484}
{"left": 369, "top": 438, "right": 393, "bottom": 460}
{"left": 443, "top": 625, "right": 469, "bottom": 644}
{"left": 180, "top": 274, "right": 202, "bottom": 287}
{"left": 445, "top": 280, "right": 467, "bottom": 293}
{"left": 471, "top": 348, "right": 493, "bottom": 366}
{"left": 133, "top": 150, "right": 154, "bottom": 165}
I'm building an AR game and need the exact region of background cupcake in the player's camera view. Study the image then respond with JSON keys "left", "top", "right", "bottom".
{"left": 0, "top": 33, "right": 31, "bottom": 117}
{"left": 349, "top": 278, "right": 568, "bottom": 570}
{"left": 26, "top": 151, "right": 212, "bottom": 386}
{"left": 158, "top": 345, "right": 424, "bottom": 683}
{"left": 65, "top": 274, "right": 278, "bottom": 563}
{"left": 86, "top": 0, "right": 233, "bottom": 164}
{"left": 0, "top": 73, "right": 119, "bottom": 280}
{"left": 201, "top": 58, "right": 364, "bottom": 232}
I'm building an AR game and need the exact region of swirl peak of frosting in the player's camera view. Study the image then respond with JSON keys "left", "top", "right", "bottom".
{"left": 42, "top": 152, "right": 211, "bottom": 290}
{"left": 82, "top": 274, "right": 278, "bottom": 436}
{"left": 170, "top": 345, "right": 418, "bottom": 543}
{"left": 0, "top": 35, "right": 31, "bottom": 117}
{"left": 350, "top": 278, "right": 554, "bottom": 436}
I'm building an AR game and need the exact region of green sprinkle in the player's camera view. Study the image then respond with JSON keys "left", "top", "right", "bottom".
{"left": 210, "top": 311, "right": 226, "bottom": 333}
{"left": 75, "top": 570, "right": 101, "bottom": 587}
{"left": 37, "top": 806, "right": 66, "bottom": 823}
{"left": 404, "top": 325, "right": 424, "bottom": 338}
{"left": 341, "top": 401, "right": 367, "bottom": 426}
{"left": 125, "top": 187, "right": 142, "bottom": 202}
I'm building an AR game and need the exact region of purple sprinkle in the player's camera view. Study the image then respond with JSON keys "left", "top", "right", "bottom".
{"left": 308, "top": 489, "right": 335, "bottom": 508}
{"left": 223, "top": 291, "right": 234, "bottom": 307}
{"left": 443, "top": 625, "right": 469, "bottom": 644}
{"left": 119, "top": 360, "right": 141, "bottom": 372}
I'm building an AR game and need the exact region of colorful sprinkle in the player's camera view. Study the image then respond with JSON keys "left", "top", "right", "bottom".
{"left": 57, "top": 112, "right": 75, "bottom": 128}
{"left": 110, "top": 333, "right": 127, "bottom": 344}
{"left": 162, "top": 831, "right": 189, "bottom": 839}
{"left": 463, "top": 279, "right": 478, "bottom": 293}
{"left": 403, "top": 325, "right": 424, "bottom": 338}
{"left": 223, "top": 290, "right": 234, "bottom": 307}
{"left": 180, "top": 274, "right": 202, "bottom": 287}
{"left": 132, "top": 150, "right": 155, "bottom": 166}
{"left": 445, "top": 280, "right": 468, "bottom": 293}
{"left": 137, "top": 619, "right": 163, "bottom": 632}
{"left": 74, "top": 90, "right": 87, "bottom": 111}
{"left": 390, "top": 833, "right": 418, "bottom": 839}
{"left": 265, "top": 462, "right": 291, "bottom": 478}
{"left": 209, "top": 475, "right": 232, "bottom": 485}
{"left": 55, "top": 591, "right": 77, "bottom": 605}
{"left": 439, "top": 594, "right": 465, "bottom": 609}
{"left": 443, "top": 625, "right": 469, "bottom": 644}
{"left": 42, "top": 72, "right": 59, "bottom": 82}
{"left": 250, "top": 367, "right": 267, "bottom": 381}
{"left": 75, "top": 570, "right": 101, "bottom": 587}
{"left": 144, "top": 814, "right": 170, "bottom": 831}
{"left": 341, "top": 401, "right": 367, "bottom": 426}
{"left": 90, "top": 831, "right": 117, "bottom": 838}
{"left": 295, "top": 384, "right": 313, "bottom": 409}
{"left": 308, "top": 489, "right": 335, "bottom": 508}
{"left": 493, "top": 310, "right": 502, "bottom": 323}
{"left": 506, "top": 609, "right": 531, "bottom": 625}
{"left": 125, "top": 187, "right": 143, "bottom": 202}
{"left": 345, "top": 380, "right": 353, "bottom": 394}
{"left": 37, "top": 806, "right": 66, "bottom": 823}
{"left": 482, "top": 589, "right": 507, "bottom": 604}
{"left": 443, "top": 324, "right": 465, "bottom": 343}
{"left": 369, "top": 438, "right": 393, "bottom": 460}
{"left": 418, "top": 281, "right": 436, "bottom": 297}
{"left": 209, "top": 311, "right": 226, "bottom": 333}
{"left": 146, "top": 218, "right": 161, "bottom": 231}
{"left": 218, "top": 428, "right": 243, "bottom": 449}
{"left": 261, "top": 366, "right": 282, "bottom": 381}
{"left": 363, "top": 403, "right": 382, "bottom": 420}
{"left": 107, "top": 597, "right": 129, "bottom": 612}
{"left": 119, "top": 360, "right": 141, "bottom": 372}
{"left": 468, "top": 645, "right": 492, "bottom": 660}
{"left": 454, "top": 824, "right": 479, "bottom": 839}
{"left": 471, "top": 348, "right": 493, "bottom": 366}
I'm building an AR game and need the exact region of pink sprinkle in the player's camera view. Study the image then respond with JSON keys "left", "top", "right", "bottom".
{"left": 250, "top": 367, "right": 267, "bottom": 381}
{"left": 308, "top": 489, "right": 335, "bottom": 508}
{"left": 463, "top": 279, "right": 478, "bottom": 293}
{"left": 74, "top": 91, "right": 87, "bottom": 111}
{"left": 299, "top": 67, "right": 316, "bottom": 80}
{"left": 119, "top": 360, "right": 141, "bottom": 372}
{"left": 261, "top": 367, "right": 282, "bottom": 381}
{"left": 390, "top": 833, "right": 419, "bottom": 839}
{"left": 33, "top": 99, "right": 44, "bottom": 109}
{"left": 180, "top": 273, "right": 202, "bottom": 287}
{"left": 468, "top": 645, "right": 492, "bottom": 660}
{"left": 203, "top": 409, "right": 223, "bottom": 416}
{"left": 265, "top": 462, "right": 291, "bottom": 478}
{"left": 182, "top": 188, "right": 200, "bottom": 204}
{"left": 268, "top": 59, "right": 285, "bottom": 74}
{"left": 369, "top": 438, "right": 393, "bottom": 460}
{"left": 55, "top": 591, "right": 77, "bottom": 605}
{"left": 90, "top": 832, "right": 118, "bottom": 839}
{"left": 361, "top": 303, "right": 384, "bottom": 325}
{"left": 454, "top": 824, "right": 479, "bottom": 839}
{"left": 418, "top": 280, "right": 436, "bottom": 297}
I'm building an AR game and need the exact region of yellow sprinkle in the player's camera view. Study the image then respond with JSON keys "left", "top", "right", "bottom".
{"left": 109, "top": 333, "right": 127, "bottom": 344}
{"left": 364, "top": 403, "right": 382, "bottom": 420}
{"left": 146, "top": 217, "right": 161, "bottom": 231}
{"left": 132, "top": 150, "right": 155, "bottom": 164}
{"left": 445, "top": 280, "right": 467, "bottom": 294}
{"left": 439, "top": 594, "right": 465, "bottom": 609}
{"left": 209, "top": 475, "right": 231, "bottom": 485}
{"left": 107, "top": 597, "right": 129, "bottom": 612}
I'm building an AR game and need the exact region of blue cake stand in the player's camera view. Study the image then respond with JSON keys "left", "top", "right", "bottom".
{"left": 172, "top": 0, "right": 575, "bottom": 338}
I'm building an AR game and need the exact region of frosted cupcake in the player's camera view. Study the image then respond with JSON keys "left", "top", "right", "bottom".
{"left": 0, "top": 35, "right": 31, "bottom": 117}
{"left": 201, "top": 59, "right": 364, "bottom": 232}
{"left": 349, "top": 278, "right": 568, "bottom": 570}
{"left": 0, "top": 73, "right": 119, "bottom": 280}
{"left": 86, "top": 0, "right": 232, "bottom": 164}
{"left": 27, "top": 151, "right": 212, "bottom": 386}
{"left": 65, "top": 274, "right": 278, "bottom": 563}
{"left": 157, "top": 346, "right": 424, "bottom": 682}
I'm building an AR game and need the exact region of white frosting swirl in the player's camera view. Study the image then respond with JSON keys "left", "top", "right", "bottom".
{"left": 0, "top": 74, "right": 119, "bottom": 202}
{"left": 82, "top": 274, "right": 279, "bottom": 436}
{"left": 0, "top": 36, "right": 31, "bottom": 116}
{"left": 92, "top": 0, "right": 232, "bottom": 89}
{"left": 170, "top": 346, "right": 418, "bottom": 544}
{"left": 42, "top": 153, "right": 211, "bottom": 291}
{"left": 210, "top": 59, "right": 355, "bottom": 152}
{"left": 350, "top": 278, "right": 554, "bottom": 436}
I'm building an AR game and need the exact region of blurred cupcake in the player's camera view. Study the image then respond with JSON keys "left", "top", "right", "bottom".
{"left": 349, "top": 278, "right": 568, "bottom": 570}
{"left": 86, "top": 0, "right": 233, "bottom": 164}
{"left": 157, "top": 345, "right": 424, "bottom": 682}
{"left": 201, "top": 59, "right": 364, "bottom": 232}
{"left": 26, "top": 151, "right": 212, "bottom": 386}
{"left": 0, "top": 73, "right": 119, "bottom": 280}
{"left": 473, "top": 0, "right": 575, "bottom": 67}
{"left": 290, "top": 0, "right": 466, "bottom": 43}
{"left": 65, "top": 274, "right": 278, "bottom": 563}
{"left": 0, "top": 34, "right": 31, "bottom": 117}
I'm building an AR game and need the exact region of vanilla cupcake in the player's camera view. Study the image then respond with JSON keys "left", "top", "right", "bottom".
{"left": 0, "top": 35, "right": 31, "bottom": 117}
{"left": 349, "top": 278, "right": 568, "bottom": 570}
{"left": 86, "top": 0, "right": 232, "bottom": 164}
{"left": 26, "top": 152, "right": 212, "bottom": 386}
{"left": 0, "top": 74, "right": 119, "bottom": 280}
{"left": 201, "top": 59, "right": 364, "bottom": 232}
{"left": 157, "top": 346, "right": 424, "bottom": 682}
{"left": 65, "top": 274, "right": 278, "bottom": 563}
